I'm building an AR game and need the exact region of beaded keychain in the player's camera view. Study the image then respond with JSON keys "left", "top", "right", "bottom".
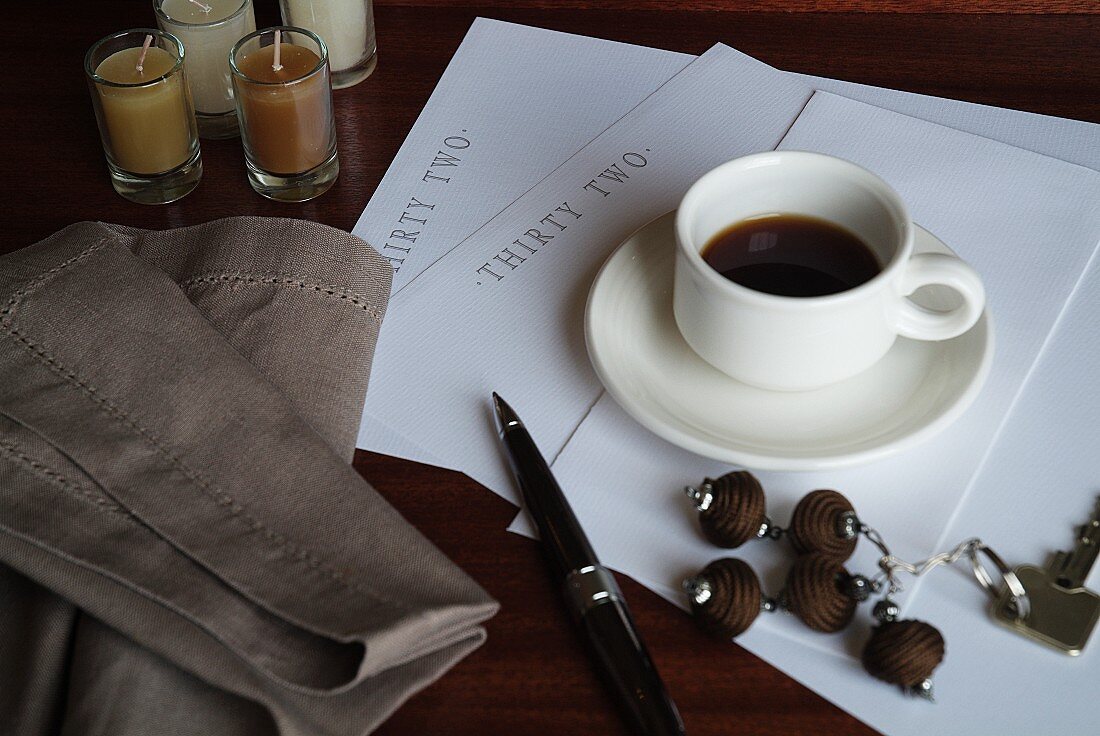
{"left": 681, "top": 471, "right": 1029, "bottom": 701}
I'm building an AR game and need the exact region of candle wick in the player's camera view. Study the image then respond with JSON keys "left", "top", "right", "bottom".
{"left": 187, "top": 0, "right": 213, "bottom": 11}
{"left": 136, "top": 34, "right": 154, "bottom": 74}
{"left": 272, "top": 29, "right": 284, "bottom": 72}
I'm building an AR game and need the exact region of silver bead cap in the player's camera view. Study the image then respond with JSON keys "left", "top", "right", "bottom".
{"left": 682, "top": 576, "right": 713, "bottom": 606}
{"left": 905, "top": 678, "right": 935, "bottom": 702}
{"left": 684, "top": 484, "right": 714, "bottom": 512}
{"left": 836, "top": 510, "right": 860, "bottom": 540}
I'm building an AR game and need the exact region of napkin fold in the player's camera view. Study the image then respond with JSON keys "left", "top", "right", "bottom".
{"left": 0, "top": 218, "right": 498, "bottom": 736}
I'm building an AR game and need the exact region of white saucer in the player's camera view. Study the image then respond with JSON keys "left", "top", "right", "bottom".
{"left": 585, "top": 211, "right": 994, "bottom": 471}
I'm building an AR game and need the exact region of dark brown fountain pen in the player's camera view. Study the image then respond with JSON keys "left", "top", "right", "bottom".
{"left": 492, "top": 392, "right": 686, "bottom": 736}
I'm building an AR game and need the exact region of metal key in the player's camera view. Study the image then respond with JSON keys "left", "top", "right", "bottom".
{"left": 992, "top": 497, "right": 1100, "bottom": 655}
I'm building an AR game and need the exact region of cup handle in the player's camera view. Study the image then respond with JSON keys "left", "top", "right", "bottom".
{"left": 894, "top": 253, "right": 986, "bottom": 341}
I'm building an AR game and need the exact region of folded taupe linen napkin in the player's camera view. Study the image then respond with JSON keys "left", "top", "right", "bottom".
{"left": 0, "top": 218, "right": 498, "bottom": 736}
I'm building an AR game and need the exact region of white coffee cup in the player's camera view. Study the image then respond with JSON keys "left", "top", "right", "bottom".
{"left": 673, "top": 151, "right": 985, "bottom": 391}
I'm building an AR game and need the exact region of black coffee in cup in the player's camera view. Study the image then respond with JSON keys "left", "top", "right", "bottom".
{"left": 701, "top": 214, "right": 881, "bottom": 297}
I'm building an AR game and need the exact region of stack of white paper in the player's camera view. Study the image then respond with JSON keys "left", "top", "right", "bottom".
{"left": 352, "top": 19, "right": 1100, "bottom": 735}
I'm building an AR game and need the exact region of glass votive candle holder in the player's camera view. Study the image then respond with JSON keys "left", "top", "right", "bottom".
{"left": 230, "top": 27, "right": 339, "bottom": 202}
{"left": 277, "top": 0, "right": 376, "bottom": 89}
{"left": 154, "top": 0, "right": 257, "bottom": 139}
{"left": 85, "top": 29, "right": 202, "bottom": 205}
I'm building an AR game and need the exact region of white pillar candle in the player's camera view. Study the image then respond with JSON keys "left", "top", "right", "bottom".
{"left": 279, "top": 0, "right": 376, "bottom": 88}
{"left": 155, "top": 0, "right": 256, "bottom": 122}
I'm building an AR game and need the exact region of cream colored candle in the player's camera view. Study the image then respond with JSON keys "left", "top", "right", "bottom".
{"left": 94, "top": 45, "right": 195, "bottom": 174}
{"left": 156, "top": 0, "right": 256, "bottom": 123}
{"left": 279, "top": 0, "right": 375, "bottom": 87}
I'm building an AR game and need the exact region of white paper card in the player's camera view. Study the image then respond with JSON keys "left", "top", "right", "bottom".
{"left": 801, "top": 73, "right": 1100, "bottom": 172}
{"left": 352, "top": 19, "right": 690, "bottom": 462}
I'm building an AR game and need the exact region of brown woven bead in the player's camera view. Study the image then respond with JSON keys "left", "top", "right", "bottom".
{"left": 788, "top": 489, "right": 858, "bottom": 561}
{"left": 862, "top": 619, "right": 945, "bottom": 688}
{"left": 785, "top": 552, "right": 857, "bottom": 632}
{"left": 688, "top": 558, "right": 762, "bottom": 639}
{"left": 696, "top": 471, "right": 767, "bottom": 548}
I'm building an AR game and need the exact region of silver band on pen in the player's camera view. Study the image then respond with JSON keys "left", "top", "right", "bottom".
{"left": 564, "top": 565, "right": 624, "bottom": 615}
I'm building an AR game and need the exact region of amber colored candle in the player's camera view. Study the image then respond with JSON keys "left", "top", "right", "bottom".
{"left": 94, "top": 46, "right": 194, "bottom": 174}
{"left": 233, "top": 42, "right": 333, "bottom": 174}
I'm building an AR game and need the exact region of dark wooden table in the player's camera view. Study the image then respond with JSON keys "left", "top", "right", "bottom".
{"left": 3, "top": 2, "right": 1098, "bottom": 734}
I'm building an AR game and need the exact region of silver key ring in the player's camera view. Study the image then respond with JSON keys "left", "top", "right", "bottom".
{"left": 969, "top": 542, "right": 1030, "bottom": 621}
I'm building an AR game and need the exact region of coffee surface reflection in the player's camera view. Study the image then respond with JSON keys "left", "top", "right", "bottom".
{"left": 701, "top": 214, "right": 881, "bottom": 297}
